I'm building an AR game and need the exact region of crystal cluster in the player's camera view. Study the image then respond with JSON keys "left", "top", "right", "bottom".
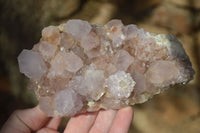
{"left": 18, "top": 19, "right": 195, "bottom": 117}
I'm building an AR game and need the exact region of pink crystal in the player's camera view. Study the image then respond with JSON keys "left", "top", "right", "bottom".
{"left": 18, "top": 19, "right": 195, "bottom": 117}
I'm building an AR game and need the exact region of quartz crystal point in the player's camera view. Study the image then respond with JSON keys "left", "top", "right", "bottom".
{"left": 17, "top": 19, "right": 195, "bottom": 117}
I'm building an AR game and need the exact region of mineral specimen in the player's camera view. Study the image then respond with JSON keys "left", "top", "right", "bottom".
{"left": 18, "top": 19, "right": 195, "bottom": 117}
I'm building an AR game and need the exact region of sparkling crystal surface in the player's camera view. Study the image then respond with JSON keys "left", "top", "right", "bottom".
{"left": 18, "top": 19, "right": 195, "bottom": 117}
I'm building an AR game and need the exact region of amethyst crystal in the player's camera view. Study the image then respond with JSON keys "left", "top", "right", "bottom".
{"left": 18, "top": 19, "right": 195, "bottom": 117}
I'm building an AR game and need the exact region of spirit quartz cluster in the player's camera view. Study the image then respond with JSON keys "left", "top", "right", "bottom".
{"left": 18, "top": 19, "right": 195, "bottom": 117}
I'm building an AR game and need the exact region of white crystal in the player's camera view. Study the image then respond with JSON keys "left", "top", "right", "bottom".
{"left": 64, "top": 52, "right": 83, "bottom": 73}
{"left": 105, "top": 19, "right": 125, "bottom": 47}
{"left": 80, "top": 32, "right": 100, "bottom": 51}
{"left": 64, "top": 19, "right": 92, "bottom": 39}
{"left": 54, "top": 88, "right": 83, "bottom": 116}
{"left": 146, "top": 60, "right": 180, "bottom": 86}
{"left": 48, "top": 51, "right": 66, "bottom": 77}
{"left": 18, "top": 49, "right": 47, "bottom": 80}
{"left": 105, "top": 19, "right": 123, "bottom": 28}
{"left": 105, "top": 71, "right": 136, "bottom": 99}
{"left": 84, "top": 70, "right": 105, "bottom": 100}
{"left": 68, "top": 70, "right": 105, "bottom": 101}
{"left": 123, "top": 24, "right": 138, "bottom": 39}
{"left": 38, "top": 41, "right": 57, "bottom": 61}
{"left": 67, "top": 76, "right": 85, "bottom": 94}
{"left": 113, "top": 50, "right": 134, "bottom": 71}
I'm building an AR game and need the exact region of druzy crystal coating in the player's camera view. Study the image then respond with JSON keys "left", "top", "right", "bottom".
{"left": 18, "top": 19, "right": 195, "bottom": 117}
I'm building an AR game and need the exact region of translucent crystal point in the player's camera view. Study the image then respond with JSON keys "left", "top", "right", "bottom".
{"left": 18, "top": 49, "right": 47, "bottom": 80}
